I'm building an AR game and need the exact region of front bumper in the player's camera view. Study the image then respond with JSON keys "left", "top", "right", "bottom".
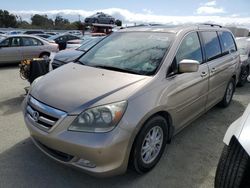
{"left": 22, "top": 96, "right": 132, "bottom": 177}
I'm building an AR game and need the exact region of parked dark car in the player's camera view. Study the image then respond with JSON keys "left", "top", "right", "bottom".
{"left": 51, "top": 37, "right": 104, "bottom": 69}
{"left": 48, "top": 34, "right": 80, "bottom": 50}
{"left": 23, "top": 30, "right": 44, "bottom": 35}
{"left": 34, "top": 34, "right": 53, "bottom": 39}
{"left": 236, "top": 37, "right": 250, "bottom": 86}
{"left": 85, "top": 12, "right": 115, "bottom": 25}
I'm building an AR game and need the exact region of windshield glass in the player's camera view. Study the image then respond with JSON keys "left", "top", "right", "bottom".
{"left": 236, "top": 38, "right": 249, "bottom": 55}
{"left": 48, "top": 35, "right": 60, "bottom": 40}
{"left": 77, "top": 37, "right": 104, "bottom": 51}
{"left": 78, "top": 32, "right": 174, "bottom": 75}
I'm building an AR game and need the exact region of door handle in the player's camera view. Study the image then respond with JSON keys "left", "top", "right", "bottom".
{"left": 211, "top": 67, "right": 216, "bottom": 73}
{"left": 201, "top": 72, "right": 208, "bottom": 77}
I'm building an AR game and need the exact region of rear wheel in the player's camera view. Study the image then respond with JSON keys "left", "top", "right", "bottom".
{"left": 238, "top": 66, "right": 249, "bottom": 87}
{"left": 130, "top": 115, "right": 168, "bottom": 174}
{"left": 218, "top": 78, "right": 235, "bottom": 107}
{"left": 215, "top": 138, "right": 250, "bottom": 188}
{"left": 39, "top": 52, "right": 50, "bottom": 60}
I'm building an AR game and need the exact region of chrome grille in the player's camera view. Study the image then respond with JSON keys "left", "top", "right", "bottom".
{"left": 26, "top": 96, "right": 66, "bottom": 131}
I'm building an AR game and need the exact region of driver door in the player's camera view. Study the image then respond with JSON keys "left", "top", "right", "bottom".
{"left": 165, "top": 32, "right": 209, "bottom": 131}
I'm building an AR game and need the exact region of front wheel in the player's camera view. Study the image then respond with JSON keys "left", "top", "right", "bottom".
{"left": 238, "top": 67, "right": 249, "bottom": 87}
{"left": 218, "top": 78, "right": 235, "bottom": 107}
{"left": 215, "top": 138, "right": 250, "bottom": 188}
{"left": 130, "top": 116, "right": 168, "bottom": 174}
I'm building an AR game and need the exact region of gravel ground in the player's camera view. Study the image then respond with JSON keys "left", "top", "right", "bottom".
{"left": 0, "top": 66, "right": 250, "bottom": 188}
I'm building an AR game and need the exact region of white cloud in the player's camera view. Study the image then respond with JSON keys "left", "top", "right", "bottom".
{"left": 196, "top": 6, "right": 225, "bottom": 14}
{"left": 196, "top": 0, "right": 225, "bottom": 15}
{"left": 10, "top": 8, "right": 250, "bottom": 28}
{"left": 142, "top": 9, "right": 153, "bottom": 14}
{"left": 204, "top": 1, "right": 217, "bottom": 6}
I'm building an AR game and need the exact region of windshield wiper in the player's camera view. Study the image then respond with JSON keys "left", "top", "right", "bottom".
{"left": 93, "top": 65, "right": 141, "bottom": 75}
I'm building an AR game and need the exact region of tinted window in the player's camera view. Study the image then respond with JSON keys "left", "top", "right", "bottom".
{"left": 10, "top": 37, "right": 21, "bottom": 47}
{"left": 202, "top": 32, "right": 221, "bottom": 61}
{"left": 79, "top": 32, "right": 174, "bottom": 75}
{"left": 219, "top": 32, "right": 236, "bottom": 54}
{"left": 176, "top": 32, "right": 203, "bottom": 64}
{"left": 0, "top": 38, "right": 10, "bottom": 46}
{"left": 22, "top": 37, "right": 43, "bottom": 46}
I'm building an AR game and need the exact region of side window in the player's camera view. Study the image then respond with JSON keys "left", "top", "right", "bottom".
{"left": 0, "top": 38, "right": 10, "bottom": 47}
{"left": 22, "top": 37, "right": 43, "bottom": 46}
{"left": 176, "top": 32, "right": 203, "bottom": 64}
{"left": 10, "top": 37, "right": 21, "bottom": 47}
{"left": 202, "top": 32, "right": 222, "bottom": 61}
{"left": 218, "top": 31, "right": 237, "bottom": 54}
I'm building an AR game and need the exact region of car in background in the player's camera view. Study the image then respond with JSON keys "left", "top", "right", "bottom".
{"left": 22, "top": 24, "right": 240, "bottom": 177}
{"left": 84, "top": 12, "right": 115, "bottom": 25}
{"left": 48, "top": 34, "right": 80, "bottom": 50}
{"left": 236, "top": 37, "right": 250, "bottom": 86}
{"left": 7, "top": 30, "right": 23, "bottom": 35}
{"left": 0, "top": 35, "right": 58, "bottom": 64}
{"left": 45, "top": 32, "right": 59, "bottom": 36}
{"left": 0, "top": 31, "right": 6, "bottom": 34}
{"left": 66, "top": 30, "right": 82, "bottom": 37}
{"left": 51, "top": 36, "right": 104, "bottom": 69}
{"left": 215, "top": 104, "right": 250, "bottom": 188}
{"left": 34, "top": 34, "right": 53, "bottom": 39}
{"left": 23, "top": 30, "right": 44, "bottom": 35}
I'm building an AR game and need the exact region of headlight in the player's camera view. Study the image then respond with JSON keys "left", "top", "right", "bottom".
{"left": 69, "top": 101, "right": 127, "bottom": 133}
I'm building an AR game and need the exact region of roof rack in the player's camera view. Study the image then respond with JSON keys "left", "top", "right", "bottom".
{"left": 200, "top": 23, "right": 223, "bottom": 28}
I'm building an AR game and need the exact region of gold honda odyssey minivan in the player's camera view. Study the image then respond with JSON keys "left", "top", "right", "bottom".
{"left": 22, "top": 24, "right": 240, "bottom": 177}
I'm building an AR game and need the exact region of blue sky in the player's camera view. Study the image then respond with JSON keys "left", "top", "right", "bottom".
{"left": 2, "top": 0, "right": 249, "bottom": 16}
{"left": 2, "top": 0, "right": 250, "bottom": 27}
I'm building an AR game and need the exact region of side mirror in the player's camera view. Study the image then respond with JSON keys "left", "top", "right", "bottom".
{"left": 179, "top": 59, "right": 199, "bottom": 73}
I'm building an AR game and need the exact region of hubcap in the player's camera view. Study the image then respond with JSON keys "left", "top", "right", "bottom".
{"left": 226, "top": 82, "right": 234, "bottom": 103}
{"left": 241, "top": 69, "right": 248, "bottom": 81}
{"left": 141, "top": 126, "right": 163, "bottom": 164}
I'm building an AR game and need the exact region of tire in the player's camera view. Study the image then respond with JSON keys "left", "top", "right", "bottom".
{"left": 215, "top": 138, "right": 250, "bottom": 188}
{"left": 218, "top": 78, "right": 235, "bottom": 108}
{"left": 237, "top": 67, "right": 249, "bottom": 87}
{"left": 130, "top": 115, "right": 168, "bottom": 174}
{"left": 39, "top": 52, "right": 50, "bottom": 60}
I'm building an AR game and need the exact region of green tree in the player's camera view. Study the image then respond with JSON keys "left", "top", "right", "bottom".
{"left": 0, "top": 9, "right": 17, "bottom": 28}
{"left": 31, "top": 14, "right": 54, "bottom": 29}
{"left": 54, "top": 15, "right": 70, "bottom": 29}
{"left": 115, "top": 19, "right": 122, "bottom": 26}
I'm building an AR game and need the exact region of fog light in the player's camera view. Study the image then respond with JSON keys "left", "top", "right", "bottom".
{"left": 76, "top": 159, "right": 96, "bottom": 168}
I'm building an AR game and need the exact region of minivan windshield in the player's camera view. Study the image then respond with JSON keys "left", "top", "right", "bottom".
{"left": 78, "top": 32, "right": 175, "bottom": 75}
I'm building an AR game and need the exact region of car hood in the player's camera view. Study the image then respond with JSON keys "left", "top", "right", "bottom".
{"left": 30, "top": 63, "right": 149, "bottom": 114}
{"left": 54, "top": 49, "right": 83, "bottom": 63}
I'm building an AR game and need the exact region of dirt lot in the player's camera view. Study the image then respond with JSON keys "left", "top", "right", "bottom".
{"left": 0, "top": 66, "right": 250, "bottom": 188}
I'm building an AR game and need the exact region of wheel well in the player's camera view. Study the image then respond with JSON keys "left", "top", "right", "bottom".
{"left": 39, "top": 52, "right": 50, "bottom": 58}
{"left": 134, "top": 111, "right": 174, "bottom": 145}
{"left": 128, "top": 110, "right": 174, "bottom": 168}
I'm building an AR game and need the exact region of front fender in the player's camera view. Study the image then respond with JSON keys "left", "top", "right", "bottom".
{"left": 224, "top": 104, "right": 250, "bottom": 156}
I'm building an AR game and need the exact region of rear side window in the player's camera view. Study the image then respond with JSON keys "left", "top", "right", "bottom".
{"left": 201, "top": 32, "right": 222, "bottom": 61}
{"left": 176, "top": 32, "right": 203, "bottom": 64}
{"left": 218, "top": 31, "right": 237, "bottom": 54}
{"left": 22, "top": 37, "right": 43, "bottom": 46}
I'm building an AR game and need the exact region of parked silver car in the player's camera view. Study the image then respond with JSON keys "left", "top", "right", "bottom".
{"left": 22, "top": 24, "right": 240, "bottom": 177}
{"left": 215, "top": 104, "right": 250, "bottom": 188}
{"left": 84, "top": 12, "right": 115, "bottom": 25}
{"left": 0, "top": 35, "right": 58, "bottom": 64}
{"left": 236, "top": 37, "right": 250, "bottom": 86}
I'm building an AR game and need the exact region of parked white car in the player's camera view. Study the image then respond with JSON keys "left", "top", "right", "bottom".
{"left": 215, "top": 104, "right": 250, "bottom": 188}
{"left": 0, "top": 35, "right": 59, "bottom": 64}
